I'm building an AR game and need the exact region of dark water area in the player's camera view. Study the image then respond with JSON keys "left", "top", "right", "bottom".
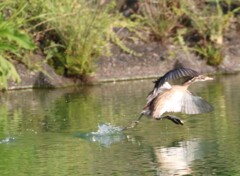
{"left": 1, "top": 74, "right": 240, "bottom": 175}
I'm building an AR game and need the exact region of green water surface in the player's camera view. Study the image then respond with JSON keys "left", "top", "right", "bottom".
{"left": 0, "top": 74, "right": 240, "bottom": 176}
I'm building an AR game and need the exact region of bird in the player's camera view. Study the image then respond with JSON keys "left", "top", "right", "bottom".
{"left": 123, "top": 67, "right": 213, "bottom": 130}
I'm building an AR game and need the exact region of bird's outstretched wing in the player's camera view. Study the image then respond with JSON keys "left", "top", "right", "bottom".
{"left": 181, "top": 91, "right": 213, "bottom": 114}
{"left": 153, "top": 68, "right": 199, "bottom": 91}
{"left": 147, "top": 68, "right": 199, "bottom": 102}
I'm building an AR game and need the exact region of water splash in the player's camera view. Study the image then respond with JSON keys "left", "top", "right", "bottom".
{"left": 75, "top": 123, "right": 125, "bottom": 146}
{"left": 90, "top": 123, "right": 123, "bottom": 135}
{"left": 0, "top": 137, "right": 15, "bottom": 144}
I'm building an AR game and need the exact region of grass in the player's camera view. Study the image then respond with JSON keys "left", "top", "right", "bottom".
{"left": 23, "top": 0, "right": 116, "bottom": 76}
{"left": 42, "top": 1, "right": 113, "bottom": 76}
{"left": 139, "top": 0, "right": 240, "bottom": 65}
{"left": 179, "top": 0, "right": 231, "bottom": 65}
{"left": 0, "top": 0, "right": 139, "bottom": 88}
{"left": 139, "top": 0, "right": 181, "bottom": 42}
{"left": 23, "top": 0, "right": 139, "bottom": 76}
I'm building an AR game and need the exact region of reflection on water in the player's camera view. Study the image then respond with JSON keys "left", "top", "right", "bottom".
{"left": 156, "top": 139, "right": 201, "bottom": 175}
{"left": 0, "top": 74, "right": 240, "bottom": 175}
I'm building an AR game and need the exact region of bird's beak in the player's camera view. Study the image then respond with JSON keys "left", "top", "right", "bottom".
{"left": 205, "top": 76, "right": 214, "bottom": 81}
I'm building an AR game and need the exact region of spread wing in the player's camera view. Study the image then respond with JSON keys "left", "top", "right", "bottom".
{"left": 147, "top": 68, "right": 199, "bottom": 102}
{"left": 181, "top": 91, "right": 213, "bottom": 114}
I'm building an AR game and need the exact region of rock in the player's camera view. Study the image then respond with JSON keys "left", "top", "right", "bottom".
{"left": 7, "top": 55, "right": 83, "bottom": 90}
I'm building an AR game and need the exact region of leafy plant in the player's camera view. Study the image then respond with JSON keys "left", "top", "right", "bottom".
{"left": 194, "top": 43, "right": 223, "bottom": 66}
{"left": 139, "top": 0, "right": 181, "bottom": 42}
{"left": 29, "top": 0, "right": 139, "bottom": 76}
{"left": 0, "top": 2, "right": 35, "bottom": 89}
{"left": 177, "top": 0, "right": 240, "bottom": 65}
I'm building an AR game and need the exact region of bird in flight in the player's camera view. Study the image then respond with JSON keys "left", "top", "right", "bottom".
{"left": 124, "top": 67, "right": 213, "bottom": 130}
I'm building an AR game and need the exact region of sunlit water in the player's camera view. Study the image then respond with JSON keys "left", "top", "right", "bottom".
{"left": 1, "top": 74, "right": 240, "bottom": 175}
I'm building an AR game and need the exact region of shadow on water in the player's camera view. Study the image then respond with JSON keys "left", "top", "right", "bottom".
{"left": 1, "top": 74, "right": 240, "bottom": 175}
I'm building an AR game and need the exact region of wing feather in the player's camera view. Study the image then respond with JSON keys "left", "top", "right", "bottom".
{"left": 181, "top": 92, "right": 213, "bottom": 114}
{"left": 153, "top": 68, "right": 199, "bottom": 91}
{"left": 147, "top": 68, "right": 199, "bottom": 102}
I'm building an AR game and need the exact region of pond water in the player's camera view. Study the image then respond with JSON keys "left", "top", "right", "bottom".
{"left": 1, "top": 74, "right": 240, "bottom": 176}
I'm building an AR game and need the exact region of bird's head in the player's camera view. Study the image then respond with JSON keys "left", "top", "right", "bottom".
{"left": 191, "top": 75, "right": 213, "bottom": 83}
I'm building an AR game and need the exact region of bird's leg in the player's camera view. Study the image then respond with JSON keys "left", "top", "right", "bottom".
{"left": 158, "top": 115, "right": 184, "bottom": 125}
{"left": 122, "top": 113, "right": 143, "bottom": 131}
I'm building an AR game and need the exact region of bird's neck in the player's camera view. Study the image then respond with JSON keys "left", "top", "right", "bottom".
{"left": 183, "top": 79, "right": 195, "bottom": 87}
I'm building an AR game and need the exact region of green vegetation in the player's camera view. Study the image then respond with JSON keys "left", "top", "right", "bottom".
{"left": 140, "top": 1, "right": 180, "bottom": 42}
{"left": 0, "top": 0, "right": 139, "bottom": 89}
{"left": 0, "top": 0, "right": 240, "bottom": 89}
{"left": 141, "top": 0, "right": 240, "bottom": 65}
{"left": 0, "top": 1, "right": 35, "bottom": 89}
{"left": 179, "top": 0, "right": 237, "bottom": 65}
{"left": 39, "top": 0, "right": 115, "bottom": 76}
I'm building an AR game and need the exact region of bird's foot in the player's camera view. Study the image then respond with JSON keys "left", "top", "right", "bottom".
{"left": 161, "top": 115, "right": 184, "bottom": 125}
{"left": 122, "top": 120, "right": 140, "bottom": 131}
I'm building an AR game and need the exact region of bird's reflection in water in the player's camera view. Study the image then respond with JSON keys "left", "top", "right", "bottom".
{"left": 76, "top": 124, "right": 203, "bottom": 175}
{"left": 156, "top": 139, "right": 201, "bottom": 176}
